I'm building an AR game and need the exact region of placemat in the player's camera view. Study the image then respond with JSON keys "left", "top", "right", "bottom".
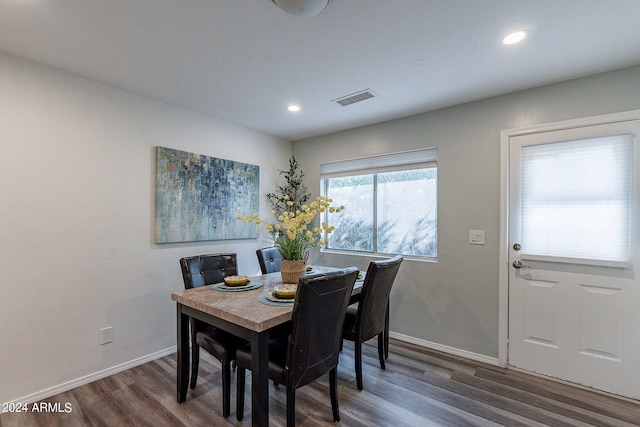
{"left": 212, "top": 281, "right": 263, "bottom": 292}
{"left": 258, "top": 292, "right": 295, "bottom": 306}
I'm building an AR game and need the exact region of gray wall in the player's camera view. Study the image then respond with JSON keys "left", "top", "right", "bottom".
{"left": 293, "top": 64, "right": 640, "bottom": 359}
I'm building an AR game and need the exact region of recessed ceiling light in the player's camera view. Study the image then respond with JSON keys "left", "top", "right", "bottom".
{"left": 287, "top": 105, "right": 301, "bottom": 112}
{"left": 503, "top": 30, "right": 527, "bottom": 45}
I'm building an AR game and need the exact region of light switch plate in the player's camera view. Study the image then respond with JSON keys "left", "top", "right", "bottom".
{"left": 469, "top": 230, "right": 485, "bottom": 245}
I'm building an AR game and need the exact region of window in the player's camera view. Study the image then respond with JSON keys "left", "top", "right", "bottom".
{"left": 520, "top": 134, "right": 632, "bottom": 265}
{"left": 320, "top": 148, "right": 437, "bottom": 258}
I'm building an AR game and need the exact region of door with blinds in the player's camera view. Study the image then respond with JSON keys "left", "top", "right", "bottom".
{"left": 508, "top": 117, "right": 640, "bottom": 399}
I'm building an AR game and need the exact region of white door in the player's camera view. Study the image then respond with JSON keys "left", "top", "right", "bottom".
{"left": 508, "top": 118, "right": 640, "bottom": 399}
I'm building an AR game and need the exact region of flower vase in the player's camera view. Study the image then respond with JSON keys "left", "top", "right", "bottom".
{"left": 280, "top": 259, "right": 306, "bottom": 284}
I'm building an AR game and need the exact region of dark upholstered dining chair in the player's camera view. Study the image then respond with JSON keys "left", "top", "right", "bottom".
{"left": 256, "top": 246, "right": 282, "bottom": 274}
{"left": 342, "top": 255, "right": 403, "bottom": 390}
{"left": 179, "top": 253, "right": 248, "bottom": 418}
{"left": 235, "top": 267, "right": 359, "bottom": 426}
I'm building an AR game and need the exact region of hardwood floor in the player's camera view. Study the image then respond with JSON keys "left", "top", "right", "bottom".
{"left": 2, "top": 339, "right": 638, "bottom": 426}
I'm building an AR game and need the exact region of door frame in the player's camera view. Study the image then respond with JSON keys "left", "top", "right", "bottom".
{"left": 498, "top": 109, "right": 640, "bottom": 368}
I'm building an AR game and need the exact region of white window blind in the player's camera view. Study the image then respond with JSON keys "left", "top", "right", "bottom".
{"left": 320, "top": 148, "right": 437, "bottom": 178}
{"left": 520, "top": 134, "right": 632, "bottom": 266}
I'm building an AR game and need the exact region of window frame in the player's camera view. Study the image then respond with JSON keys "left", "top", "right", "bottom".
{"left": 319, "top": 148, "right": 438, "bottom": 261}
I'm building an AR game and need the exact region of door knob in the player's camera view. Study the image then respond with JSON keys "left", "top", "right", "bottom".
{"left": 512, "top": 260, "right": 531, "bottom": 269}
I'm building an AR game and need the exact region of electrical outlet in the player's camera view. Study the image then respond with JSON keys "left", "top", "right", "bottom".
{"left": 100, "top": 327, "right": 113, "bottom": 345}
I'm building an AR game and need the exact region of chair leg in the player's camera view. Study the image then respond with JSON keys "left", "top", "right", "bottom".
{"left": 236, "top": 367, "right": 245, "bottom": 421}
{"left": 190, "top": 345, "right": 200, "bottom": 389}
{"left": 286, "top": 387, "right": 296, "bottom": 427}
{"left": 384, "top": 302, "right": 390, "bottom": 359}
{"left": 221, "top": 360, "right": 231, "bottom": 418}
{"left": 377, "top": 332, "right": 386, "bottom": 370}
{"left": 355, "top": 340, "right": 363, "bottom": 390}
{"left": 329, "top": 367, "right": 340, "bottom": 421}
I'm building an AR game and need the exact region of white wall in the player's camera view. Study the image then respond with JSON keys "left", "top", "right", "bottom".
{"left": 294, "top": 64, "right": 640, "bottom": 361}
{"left": 0, "top": 53, "right": 291, "bottom": 403}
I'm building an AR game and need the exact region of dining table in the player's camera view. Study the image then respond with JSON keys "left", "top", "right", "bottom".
{"left": 171, "top": 265, "right": 363, "bottom": 427}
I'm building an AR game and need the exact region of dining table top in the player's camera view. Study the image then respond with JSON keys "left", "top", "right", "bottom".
{"left": 171, "top": 265, "right": 362, "bottom": 333}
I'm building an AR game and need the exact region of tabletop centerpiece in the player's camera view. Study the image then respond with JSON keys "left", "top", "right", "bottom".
{"left": 237, "top": 157, "right": 344, "bottom": 283}
{"left": 238, "top": 195, "right": 344, "bottom": 283}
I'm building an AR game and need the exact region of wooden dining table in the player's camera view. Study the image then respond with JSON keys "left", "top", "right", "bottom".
{"left": 171, "top": 266, "right": 363, "bottom": 427}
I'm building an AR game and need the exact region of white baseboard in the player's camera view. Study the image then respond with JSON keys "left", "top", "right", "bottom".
{"left": 389, "top": 332, "right": 502, "bottom": 367}
{"left": 3, "top": 346, "right": 176, "bottom": 409}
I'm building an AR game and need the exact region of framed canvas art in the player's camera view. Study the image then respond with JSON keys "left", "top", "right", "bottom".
{"left": 155, "top": 146, "right": 259, "bottom": 243}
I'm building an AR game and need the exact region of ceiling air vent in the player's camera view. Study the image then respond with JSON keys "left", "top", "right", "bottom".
{"left": 332, "top": 89, "right": 376, "bottom": 107}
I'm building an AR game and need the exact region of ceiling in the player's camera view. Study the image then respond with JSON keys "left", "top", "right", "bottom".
{"left": 2, "top": 0, "right": 640, "bottom": 141}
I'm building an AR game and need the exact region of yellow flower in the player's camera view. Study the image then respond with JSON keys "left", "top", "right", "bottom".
{"left": 237, "top": 194, "right": 345, "bottom": 260}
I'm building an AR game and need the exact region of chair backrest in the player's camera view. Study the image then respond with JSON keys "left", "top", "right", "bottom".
{"left": 256, "top": 247, "right": 282, "bottom": 274}
{"left": 179, "top": 253, "right": 238, "bottom": 289}
{"left": 356, "top": 255, "right": 403, "bottom": 341}
{"left": 287, "top": 267, "right": 359, "bottom": 390}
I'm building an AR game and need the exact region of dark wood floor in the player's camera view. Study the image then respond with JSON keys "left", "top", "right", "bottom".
{"left": 2, "top": 339, "right": 639, "bottom": 426}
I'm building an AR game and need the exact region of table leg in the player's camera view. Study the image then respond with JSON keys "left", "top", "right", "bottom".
{"left": 176, "top": 303, "right": 190, "bottom": 403}
{"left": 250, "top": 331, "right": 270, "bottom": 427}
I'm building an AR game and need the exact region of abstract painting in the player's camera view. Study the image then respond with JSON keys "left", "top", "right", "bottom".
{"left": 155, "top": 146, "right": 259, "bottom": 243}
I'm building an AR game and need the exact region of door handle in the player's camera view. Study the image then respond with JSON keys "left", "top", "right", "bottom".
{"left": 512, "top": 260, "right": 531, "bottom": 269}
